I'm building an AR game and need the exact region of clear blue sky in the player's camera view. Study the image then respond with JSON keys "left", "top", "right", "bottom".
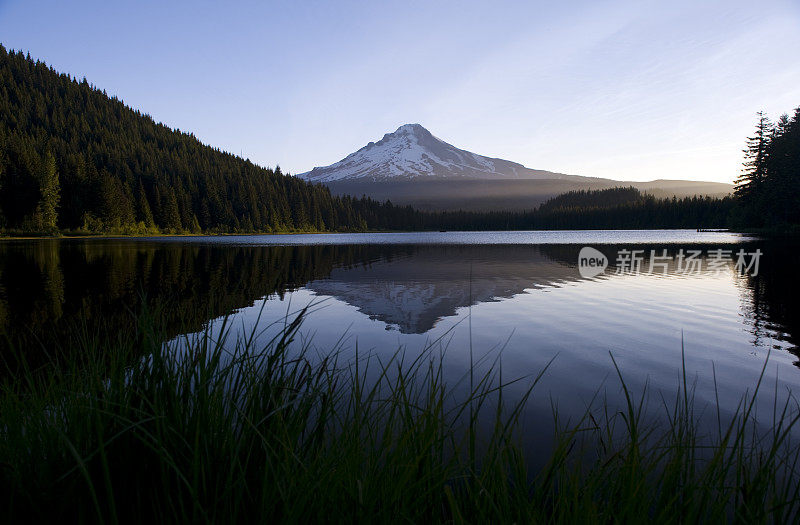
{"left": 2, "top": 0, "right": 799, "bottom": 183}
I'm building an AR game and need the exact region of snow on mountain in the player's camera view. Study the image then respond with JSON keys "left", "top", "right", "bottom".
{"left": 306, "top": 245, "right": 578, "bottom": 333}
{"left": 299, "top": 123, "right": 573, "bottom": 182}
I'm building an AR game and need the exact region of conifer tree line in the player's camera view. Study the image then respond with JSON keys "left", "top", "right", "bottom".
{"left": 536, "top": 187, "right": 643, "bottom": 213}
{"left": 422, "top": 191, "right": 735, "bottom": 231}
{"left": 0, "top": 45, "right": 417, "bottom": 234}
{"left": 733, "top": 108, "right": 800, "bottom": 229}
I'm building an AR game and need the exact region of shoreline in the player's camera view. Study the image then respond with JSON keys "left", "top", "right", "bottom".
{"left": 1, "top": 227, "right": 780, "bottom": 242}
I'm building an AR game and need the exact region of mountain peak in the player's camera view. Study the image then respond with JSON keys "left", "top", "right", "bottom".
{"left": 394, "top": 123, "right": 426, "bottom": 134}
{"left": 299, "top": 124, "right": 566, "bottom": 183}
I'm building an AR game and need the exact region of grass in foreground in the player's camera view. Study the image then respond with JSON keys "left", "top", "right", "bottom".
{"left": 1, "top": 306, "right": 799, "bottom": 523}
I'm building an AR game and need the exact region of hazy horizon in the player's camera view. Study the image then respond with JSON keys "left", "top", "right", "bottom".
{"left": 1, "top": 0, "right": 799, "bottom": 184}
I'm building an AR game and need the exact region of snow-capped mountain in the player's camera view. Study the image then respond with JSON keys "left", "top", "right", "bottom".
{"left": 297, "top": 123, "right": 733, "bottom": 211}
{"left": 299, "top": 123, "right": 576, "bottom": 182}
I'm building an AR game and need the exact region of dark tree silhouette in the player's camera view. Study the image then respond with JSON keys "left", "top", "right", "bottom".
{"left": 734, "top": 108, "right": 800, "bottom": 229}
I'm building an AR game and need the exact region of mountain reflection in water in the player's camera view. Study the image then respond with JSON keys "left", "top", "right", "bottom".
{"left": 0, "top": 237, "right": 798, "bottom": 369}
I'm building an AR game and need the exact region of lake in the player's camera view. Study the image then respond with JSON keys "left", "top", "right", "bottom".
{"left": 2, "top": 230, "right": 799, "bottom": 457}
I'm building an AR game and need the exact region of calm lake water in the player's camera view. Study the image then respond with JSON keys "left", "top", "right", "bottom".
{"left": 2, "top": 230, "right": 799, "bottom": 453}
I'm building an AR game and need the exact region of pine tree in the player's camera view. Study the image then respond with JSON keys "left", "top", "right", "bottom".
{"left": 162, "top": 188, "right": 182, "bottom": 232}
{"left": 735, "top": 112, "right": 772, "bottom": 203}
{"left": 152, "top": 185, "right": 163, "bottom": 227}
{"left": 98, "top": 172, "right": 135, "bottom": 230}
{"left": 136, "top": 180, "right": 155, "bottom": 228}
{"left": 37, "top": 151, "right": 60, "bottom": 232}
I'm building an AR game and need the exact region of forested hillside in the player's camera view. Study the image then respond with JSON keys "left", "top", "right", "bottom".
{"left": 0, "top": 45, "right": 416, "bottom": 234}
{"left": 536, "top": 186, "right": 643, "bottom": 213}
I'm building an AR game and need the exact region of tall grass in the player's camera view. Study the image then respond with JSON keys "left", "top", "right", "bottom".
{"left": 1, "top": 305, "right": 799, "bottom": 523}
